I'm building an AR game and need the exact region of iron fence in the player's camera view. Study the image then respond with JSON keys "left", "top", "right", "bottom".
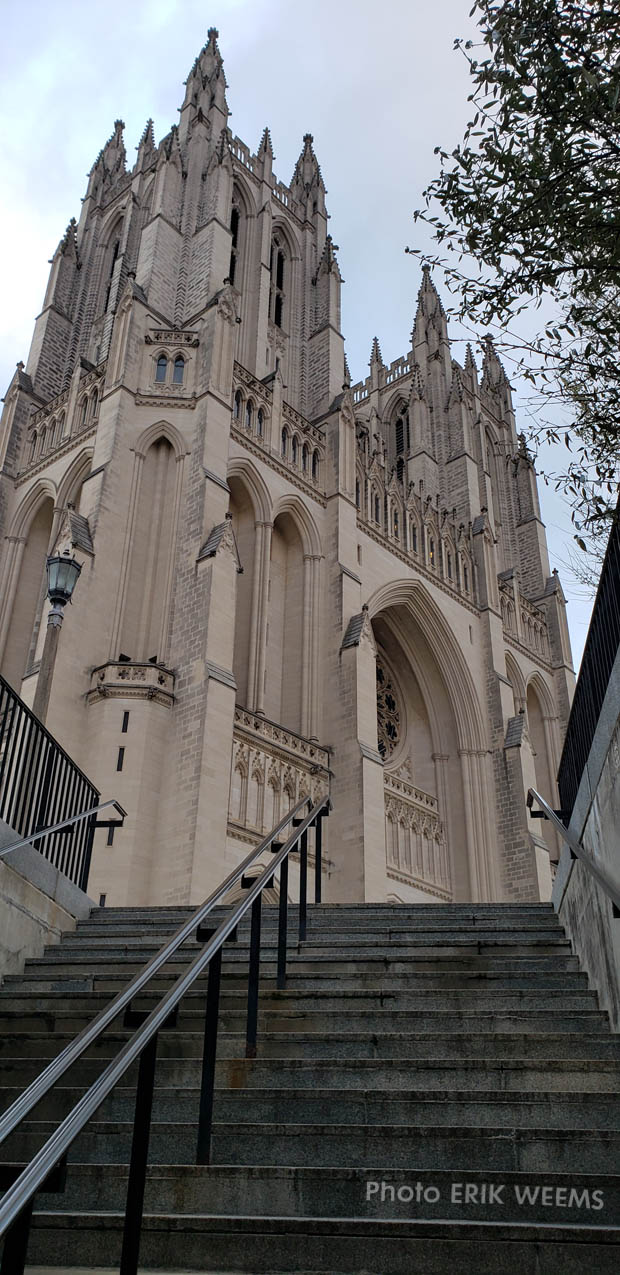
{"left": 0, "top": 671, "right": 99, "bottom": 890}
{"left": 557, "top": 501, "right": 620, "bottom": 815}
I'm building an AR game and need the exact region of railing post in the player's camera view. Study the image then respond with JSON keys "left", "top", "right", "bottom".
{"left": 314, "top": 814, "right": 323, "bottom": 904}
{"left": 119, "top": 1032, "right": 159, "bottom": 1275}
{"left": 298, "top": 829, "right": 308, "bottom": 942}
{"left": 79, "top": 815, "right": 97, "bottom": 893}
{"left": 196, "top": 948, "right": 222, "bottom": 1165}
{"left": 277, "top": 855, "right": 289, "bottom": 990}
{"left": 0, "top": 1198, "right": 33, "bottom": 1275}
{"left": 246, "top": 894, "right": 262, "bottom": 1058}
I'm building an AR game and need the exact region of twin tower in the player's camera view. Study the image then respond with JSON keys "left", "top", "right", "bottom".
{"left": 0, "top": 31, "right": 574, "bottom": 907}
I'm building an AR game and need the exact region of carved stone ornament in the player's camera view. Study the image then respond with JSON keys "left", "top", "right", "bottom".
{"left": 217, "top": 286, "right": 238, "bottom": 326}
{"left": 376, "top": 657, "right": 401, "bottom": 761}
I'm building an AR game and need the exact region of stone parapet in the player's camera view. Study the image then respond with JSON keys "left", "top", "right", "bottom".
{"left": 87, "top": 661, "right": 175, "bottom": 707}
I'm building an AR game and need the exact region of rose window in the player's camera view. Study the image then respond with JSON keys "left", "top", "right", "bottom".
{"left": 376, "top": 659, "right": 401, "bottom": 759}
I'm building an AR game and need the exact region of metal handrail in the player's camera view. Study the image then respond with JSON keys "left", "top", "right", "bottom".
{"left": 0, "top": 793, "right": 329, "bottom": 1253}
{"left": 0, "top": 792, "right": 315, "bottom": 1148}
{"left": 527, "top": 786, "right": 620, "bottom": 914}
{"left": 0, "top": 800, "right": 127, "bottom": 862}
{"left": 0, "top": 795, "right": 327, "bottom": 1240}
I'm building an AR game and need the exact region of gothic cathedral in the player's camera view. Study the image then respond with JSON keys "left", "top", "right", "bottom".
{"left": 0, "top": 31, "right": 574, "bottom": 906}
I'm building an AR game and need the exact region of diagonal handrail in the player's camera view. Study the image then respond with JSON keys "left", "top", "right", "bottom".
{"left": 527, "top": 786, "right": 620, "bottom": 914}
{"left": 0, "top": 793, "right": 311, "bottom": 1147}
{"left": 0, "top": 800, "right": 126, "bottom": 862}
{"left": 0, "top": 793, "right": 328, "bottom": 1241}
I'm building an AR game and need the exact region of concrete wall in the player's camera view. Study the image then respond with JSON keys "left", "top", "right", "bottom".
{"left": 553, "top": 648, "right": 620, "bottom": 1030}
{"left": 0, "top": 818, "right": 93, "bottom": 983}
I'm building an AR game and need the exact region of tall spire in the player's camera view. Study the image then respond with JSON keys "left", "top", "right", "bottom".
{"left": 481, "top": 334, "right": 508, "bottom": 390}
{"left": 88, "top": 119, "right": 126, "bottom": 178}
{"left": 416, "top": 264, "right": 446, "bottom": 321}
{"left": 411, "top": 265, "right": 449, "bottom": 366}
{"left": 290, "top": 133, "right": 326, "bottom": 213}
{"left": 180, "top": 28, "right": 228, "bottom": 139}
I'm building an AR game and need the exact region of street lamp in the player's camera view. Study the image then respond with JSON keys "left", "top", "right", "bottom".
{"left": 32, "top": 550, "right": 82, "bottom": 724}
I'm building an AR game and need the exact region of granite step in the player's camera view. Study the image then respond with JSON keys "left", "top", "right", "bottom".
{"left": 25, "top": 1213, "right": 620, "bottom": 1274}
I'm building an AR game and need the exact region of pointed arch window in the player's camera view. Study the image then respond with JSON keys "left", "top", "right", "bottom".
{"left": 234, "top": 389, "right": 242, "bottom": 420}
{"left": 355, "top": 478, "right": 360, "bottom": 508}
{"left": 411, "top": 522, "right": 418, "bottom": 553}
{"left": 395, "top": 416, "right": 404, "bottom": 455}
{"left": 281, "top": 428, "right": 288, "bottom": 459}
{"left": 104, "top": 239, "right": 120, "bottom": 314}
{"left": 429, "top": 537, "right": 435, "bottom": 566}
{"left": 155, "top": 355, "right": 168, "bottom": 384}
{"left": 374, "top": 493, "right": 381, "bottom": 524}
{"left": 291, "top": 436, "right": 298, "bottom": 466}
{"left": 28, "top": 432, "right": 37, "bottom": 464}
{"left": 393, "top": 509, "right": 399, "bottom": 539}
{"left": 229, "top": 204, "right": 240, "bottom": 286}
{"left": 270, "top": 235, "right": 286, "bottom": 329}
{"left": 463, "top": 564, "right": 470, "bottom": 593}
{"left": 173, "top": 355, "right": 185, "bottom": 385}
{"left": 257, "top": 408, "right": 264, "bottom": 437}
{"left": 302, "top": 443, "right": 309, "bottom": 473}
{"left": 91, "top": 389, "right": 99, "bottom": 419}
{"left": 312, "top": 450, "right": 319, "bottom": 482}
{"left": 245, "top": 400, "right": 253, "bottom": 430}
{"left": 80, "top": 398, "right": 88, "bottom": 428}
{"left": 396, "top": 457, "right": 404, "bottom": 483}
{"left": 447, "top": 551, "right": 452, "bottom": 580}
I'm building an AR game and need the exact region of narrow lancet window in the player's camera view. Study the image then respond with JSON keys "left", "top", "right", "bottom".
{"left": 156, "top": 355, "right": 167, "bottom": 383}
{"left": 229, "top": 205, "right": 240, "bottom": 285}
{"left": 173, "top": 356, "right": 185, "bottom": 385}
{"left": 270, "top": 236, "right": 286, "bottom": 329}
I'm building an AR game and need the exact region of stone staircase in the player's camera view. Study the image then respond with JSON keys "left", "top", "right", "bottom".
{"left": 1, "top": 902, "right": 619, "bottom": 1272}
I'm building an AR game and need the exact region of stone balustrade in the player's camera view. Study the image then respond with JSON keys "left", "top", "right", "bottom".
{"left": 229, "top": 706, "right": 330, "bottom": 841}
{"left": 384, "top": 770, "right": 451, "bottom": 898}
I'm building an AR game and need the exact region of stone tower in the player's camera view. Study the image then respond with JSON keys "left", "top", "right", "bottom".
{"left": 0, "top": 31, "right": 574, "bottom": 906}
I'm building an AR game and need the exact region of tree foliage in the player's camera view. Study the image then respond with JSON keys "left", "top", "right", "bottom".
{"left": 411, "top": 0, "right": 620, "bottom": 539}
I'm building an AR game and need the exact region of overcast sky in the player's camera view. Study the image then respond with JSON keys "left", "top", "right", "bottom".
{"left": 0, "top": 0, "right": 595, "bottom": 666}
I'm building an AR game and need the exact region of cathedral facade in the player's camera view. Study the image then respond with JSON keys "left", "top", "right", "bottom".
{"left": 0, "top": 31, "right": 574, "bottom": 907}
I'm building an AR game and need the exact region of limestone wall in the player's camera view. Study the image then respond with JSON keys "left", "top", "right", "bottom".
{"left": 0, "top": 819, "right": 93, "bottom": 983}
{"left": 553, "top": 649, "right": 620, "bottom": 1030}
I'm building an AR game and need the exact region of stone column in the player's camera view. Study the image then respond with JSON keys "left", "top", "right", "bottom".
{"left": 253, "top": 522, "right": 272, "bottom": 716}
{"left": 247, "top": 520, "right": 272, "bottom": 713}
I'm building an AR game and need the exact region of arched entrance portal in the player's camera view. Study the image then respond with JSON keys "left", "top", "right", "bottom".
{"left": 367, "top": 583, "right": 498, "bottom": 903}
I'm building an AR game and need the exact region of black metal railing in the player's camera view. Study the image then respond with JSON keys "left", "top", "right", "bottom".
{"left": 557, "top": 501, "right": 620, "bottom": 816}
{"left": 0, "top": 672, "right": 100, "bottom": 889}
{"left": 0, "top": 791, "right": 330, "bottom": 1275}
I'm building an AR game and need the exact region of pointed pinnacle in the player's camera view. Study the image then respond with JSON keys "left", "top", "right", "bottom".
{"left": 370, "top": 336, "right": 384, "bottom": 367}
{"left": 258, "top": 126, "right": 274, "bottom": 158}
{"left": 139, "top": 118, "right": 155, "bottom": 148}
{"left": 464, "top": 343, "right": 478, "bottom": 372}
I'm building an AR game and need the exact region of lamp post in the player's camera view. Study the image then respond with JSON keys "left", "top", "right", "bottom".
{"left": 32, "top": 550, "right": 82, "bottom": 725}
